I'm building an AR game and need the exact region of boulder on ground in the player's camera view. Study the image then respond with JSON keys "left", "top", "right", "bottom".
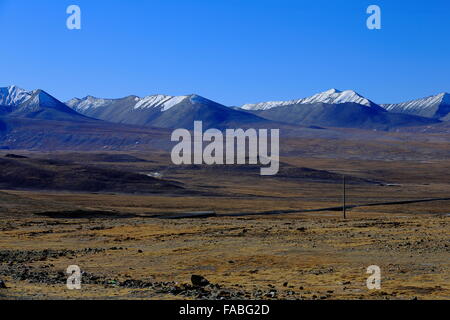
{"left": 191, "top": 275, "right": 210, "bottom": 287}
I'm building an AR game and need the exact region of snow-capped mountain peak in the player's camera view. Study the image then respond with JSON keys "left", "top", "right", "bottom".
{"left": 241, "top": 89, "right": 377, "bottom": 111}
{"left": 383, "top": 93, "right": 448, "bottom": 111}
{"left": 27, "top": 89, "right": 63, "bottom": 108}
{"left": 382, "top": 92, "right": 450, "bottom": 119}
{"left": 0, "top": 86, "right": 63, "bottom": 109}
{"left": 0, "top": 85, "right": 89, "bottom": 121}
{"left": 303, "top": 89, "right": 372, "bottom": 106}
{"left": 0, "top": 85, "right": 33, "bottom": 106}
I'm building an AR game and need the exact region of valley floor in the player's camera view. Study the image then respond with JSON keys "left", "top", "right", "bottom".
{"left": 0, "top": 151, "right": 449, "bottom": 300}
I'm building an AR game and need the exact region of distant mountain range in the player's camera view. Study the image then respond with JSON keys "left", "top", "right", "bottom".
{"left": 67, "top": 88, "right": 446, "bottom": 130}
{"left": 0, "top": 85, "right": 449, "bottom": 150}
{"left": 241, "top": 89, "right": 450, "bottom": 121}
{"left": 239, "top": 89, "right": 441, "bottom": 129}
{"left": 67, "top": 94, "right": 267, "bottom": 129}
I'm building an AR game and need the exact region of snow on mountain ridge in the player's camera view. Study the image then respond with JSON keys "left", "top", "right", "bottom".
{"left": 0, "top": 86, "right": 64, "bottom": 109}
{"left": 382, "top": 92, "right": 450, "bottom": 112}
{"left": 27, "top": 90, "right": 63, "bottom": 108}
{"left": 68, "top": 94, "right": 191, "bottom": 112}
{"left": 0, "top": 85, "right": 32, "bottom": 106}
{"left": 241, "top": 89, "right": 375, "bottom": 111}
{"left": 67, "top": 96, "right": 116, "bottom": 111}
{"left": 133, "top": 95, "right": 189, "bottom": 111}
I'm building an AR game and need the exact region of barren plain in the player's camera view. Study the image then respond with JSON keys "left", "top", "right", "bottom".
{"left": 0, "top": 141, "right": 449, "bottom": 300}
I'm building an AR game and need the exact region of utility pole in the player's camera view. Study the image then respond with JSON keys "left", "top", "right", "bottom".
{"left": 343, "top": 175, "right": 347, "bottom": 219}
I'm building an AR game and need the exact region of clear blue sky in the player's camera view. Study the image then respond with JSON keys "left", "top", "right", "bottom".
{"left": 1, "top": 0, "right": 449, "bottom": 106}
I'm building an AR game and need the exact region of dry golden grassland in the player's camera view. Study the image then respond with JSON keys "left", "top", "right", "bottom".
{"left": 0, "top": 151, "right": 449, "bottom": 300}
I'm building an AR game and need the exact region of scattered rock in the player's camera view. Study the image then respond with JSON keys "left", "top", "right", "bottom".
{"left": 191, "top": 275, "right": 210, "bottom": 287}
{"left": 265, "top": 290, "right": 277, "bottom": 298}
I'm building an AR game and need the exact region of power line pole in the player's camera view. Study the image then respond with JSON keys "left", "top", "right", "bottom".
{"left": 343, "top": 175, "right": 347, "bottom": 219}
